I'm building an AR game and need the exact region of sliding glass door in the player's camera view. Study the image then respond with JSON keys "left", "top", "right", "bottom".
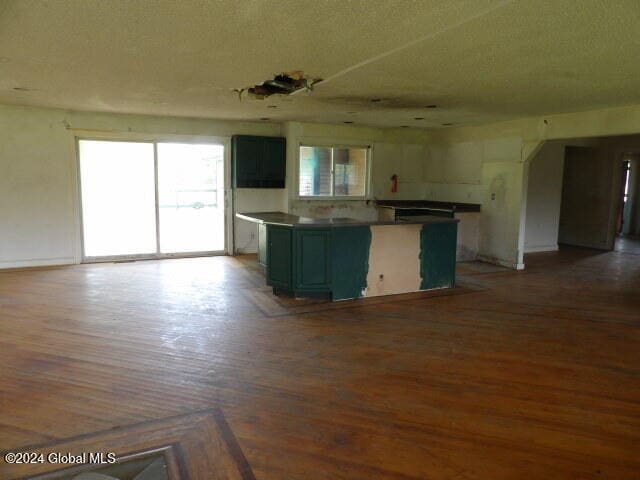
{"left": 157, "top": 143, "right": 225, "bottom": 253}
{"left": 79, "top": 140, "right": 157, "bottom": 258}
{"left": 79, "top": 139, "right": 226, "bottom": 262}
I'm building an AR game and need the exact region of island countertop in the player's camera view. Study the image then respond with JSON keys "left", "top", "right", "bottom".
{"left": 236, "top": 211, "right": 459, "bottom": 228}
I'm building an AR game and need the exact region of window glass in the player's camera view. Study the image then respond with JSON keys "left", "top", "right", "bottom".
{"left": 299, "top": 145, "right": 368, "bottom": 197}
{"left": 79, "top": 140, "right": 157, "bottom": 257}
{"left": 333, "top": 147, "right": 367, "bottom": 196}
{"left": 299, "top": 146, "right": 332, "bottom": 196}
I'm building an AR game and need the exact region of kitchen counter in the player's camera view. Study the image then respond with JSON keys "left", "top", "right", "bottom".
{"left": 375, "top": 201, "right": 480, "bottom": 261}
{"left": 236, "top": 211, "right": 458, "bottom": 227}
{"left": 375, "top": 199, "right": 481, "bottom": 212}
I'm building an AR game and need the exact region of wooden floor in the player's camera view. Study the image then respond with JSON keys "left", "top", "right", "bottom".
{"left": 1, "top": 246, "right": 639, "bottom": 479}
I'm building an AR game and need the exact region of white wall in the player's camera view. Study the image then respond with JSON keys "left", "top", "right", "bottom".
{"left": 283, "top": 121, "right": 484, "bottom": 221}
{"left": 627, "top": 157, "right": 640, "bottom": 235}
{"left": 283, "top": 121, "right": 435, "bottom": 221}
{"left": 524, "top": 142, "right": 565, "bottom": 252}
{"left": 524, "top": 139, "right": 598, "bottom": 253}
{"left": 0, "top": 104, "right": 280, "bottom": 268}
{"left": 524, "top": 137, "right": 640, "bottom": 254}
{"left": 0, "top": 107, "right": 78, "bottom": 267}
{"left": 6, "top": 102, "right": 640, "bottom": 269}
{"left": 234, "top": 188, "right": 286, "bottom": 253}
{"left": 428, "top": 105, "right": 640, "bottom": 268}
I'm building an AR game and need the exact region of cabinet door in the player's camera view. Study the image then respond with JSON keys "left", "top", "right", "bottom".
{"left": 420, "top": 223, "right": 457, "bottom": 290}
{"left": 295, "top": 229, "right": 331, "bottom": 291}
{"left": 267, "top": 226, "right": 292, "bottom": 289}
{"left": 260, "top": 137, "right": 286, "bottom": 188}
{"left": 233, "top": 136, "right": 262, "bottom": 188}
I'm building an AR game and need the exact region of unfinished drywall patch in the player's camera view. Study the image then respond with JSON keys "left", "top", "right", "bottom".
{"left": 365, "top": 224, "right": 421, "bottom": 297}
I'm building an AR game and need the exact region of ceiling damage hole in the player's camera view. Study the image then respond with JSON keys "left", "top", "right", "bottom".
{"left": 442, "top": 123, "right": 453, "bottom": 126}
{"left": 414, "top": 117, "right": 425, "bottom": 120}
{"left": 370, "top": 98, "right": 383, "bottom": 103}
{"left": 267, "top": 105, "right": 278, "bottom": 108}
{"left": 238, "top": 71, "right": 322, "bottom": 100}
{"left": 343, "top": 121, "right": 354, "bottom": 124}
{"left": 13, "top": 87, "right": 32, "bottom": 91}
{"left": 425, "top": 104, "right": 438, "bottom": 108}
{"left": 260, "top": 117, "right": 270, "bottom": 121}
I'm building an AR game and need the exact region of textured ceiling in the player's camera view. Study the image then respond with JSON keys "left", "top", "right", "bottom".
{"left": 1, "top": 0, "right": 640, "bottom": 128}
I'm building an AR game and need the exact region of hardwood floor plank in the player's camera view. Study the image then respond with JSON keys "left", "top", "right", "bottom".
{"left": 1, "top": 248, "right": 639, "bottom": 478}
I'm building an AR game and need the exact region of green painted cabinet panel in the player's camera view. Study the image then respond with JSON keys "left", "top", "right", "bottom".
{"left": 232, "top": 135, "right": 286, "bottom": 188}
{"left": 266, "top": 226, "right": 292, "bottom": 289}
{"left": 261, "top": 137, "right": 286, "bottom": 187}
{"left": 420, "top": 222, "right": 457, "bottom": 290}
{"left": 331, "top": 226, "right": 371, "bottom": 300}
{"left": 294, "top": 229, "right": 331, "bottom": 291}
{"left": 232, "top": 135, "right": 262, "bottom": 187}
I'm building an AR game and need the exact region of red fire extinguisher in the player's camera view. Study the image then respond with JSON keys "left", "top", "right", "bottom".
{"left": 390, "top": 174, "right": 398, "bottom": 193}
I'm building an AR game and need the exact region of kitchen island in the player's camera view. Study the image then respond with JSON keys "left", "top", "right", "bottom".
{"left": 236, "top": 212, "right": 458, "bottom": 301}
{"left": 376, "top": 200, "right": 480, "bottom": 261}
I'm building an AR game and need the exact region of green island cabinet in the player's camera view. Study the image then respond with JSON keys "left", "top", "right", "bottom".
{"left": 266, "top": 226, "right": 332, "bottom": 296}
{"left": 265, "top": 224, "right": 374, "bottom": 300}
{"left": 420, "top": 222, "right": 457, "bottom": 290}
{"left": 235, "top": 211, "right": 458, "bottom": 301}
{"left": 232, "top": 135, "right": 286, "bottom": 188}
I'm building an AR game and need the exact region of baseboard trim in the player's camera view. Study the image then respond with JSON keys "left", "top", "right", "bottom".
{"left": 234, "top": 248, "right": 258, "bottom": 255}
{"left": 524, "top": 244, "right": 559, "bottom": 253}
{"left": 476, "top": 254, "right": 524, "bottom": 270}
{"left": 0, "top": 257, "right": 76, "bottom": 270}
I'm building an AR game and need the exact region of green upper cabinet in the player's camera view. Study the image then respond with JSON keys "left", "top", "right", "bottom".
{"left": 261, "top": 137, "right": 286, "bottom": 187}
{"left": 233, "top": 135, "right": 286, "bottom": 188}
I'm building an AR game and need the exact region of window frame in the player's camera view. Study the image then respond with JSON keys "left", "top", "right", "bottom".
{"left": 297, "top": 142, "right": 371, "bottom": 200}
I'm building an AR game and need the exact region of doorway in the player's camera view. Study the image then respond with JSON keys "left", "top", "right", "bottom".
{"left": 79, "top": 139, "right": 227, "bottom": 262}
{"left": 617, "top": 158, "right": 632, "bottom": 235}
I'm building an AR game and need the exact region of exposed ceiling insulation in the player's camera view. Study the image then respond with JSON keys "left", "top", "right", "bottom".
{"left": 1, "top": 0, "right": 640, "bottom": 128}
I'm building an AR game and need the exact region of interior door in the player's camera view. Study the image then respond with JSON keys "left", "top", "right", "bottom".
{"left": 558, "top": 146, "right": 615, "bottom": 250}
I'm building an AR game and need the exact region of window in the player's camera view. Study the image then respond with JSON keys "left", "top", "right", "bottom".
{"left": 299, "top": 145, "right": 369, "bottom": 198}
